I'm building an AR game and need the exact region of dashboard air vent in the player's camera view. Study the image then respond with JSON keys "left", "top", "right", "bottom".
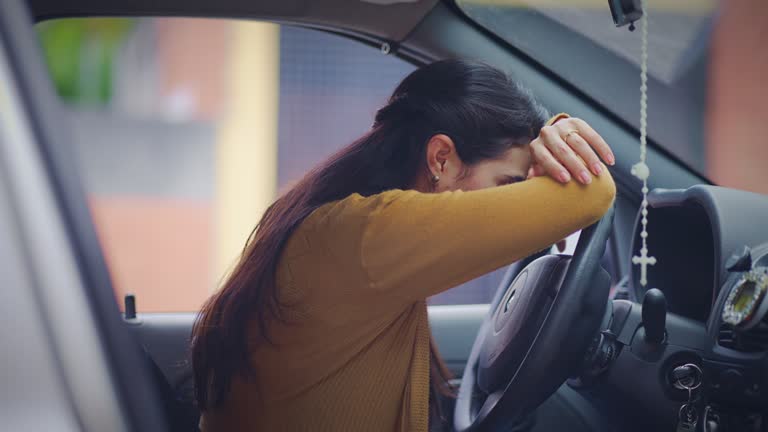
{"left": 718, "top": 321, "right": 768, "bottom": 353}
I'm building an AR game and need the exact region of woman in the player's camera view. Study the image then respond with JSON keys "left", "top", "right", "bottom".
{"left": 193, "top": 59, "right": 616, "bottom": 432}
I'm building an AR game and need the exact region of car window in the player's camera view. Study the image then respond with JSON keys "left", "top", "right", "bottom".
{"left": 36, "top": 17, "right": 508, "bottom": 311}
{"left": 456, "top": 0, "right": 768, "bottom": 196}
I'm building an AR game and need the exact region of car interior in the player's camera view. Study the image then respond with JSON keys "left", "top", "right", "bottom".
{"left": 1, "top": 0, "right": 767, "bottom": 431}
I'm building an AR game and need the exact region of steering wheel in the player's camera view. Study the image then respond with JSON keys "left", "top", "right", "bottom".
{"left": 454, "top": 207, "right": 615, "bottom": 431}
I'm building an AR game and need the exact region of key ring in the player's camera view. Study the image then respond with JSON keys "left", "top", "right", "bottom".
{"left": 672, "top": 363, "right": 703, "bottom": 391}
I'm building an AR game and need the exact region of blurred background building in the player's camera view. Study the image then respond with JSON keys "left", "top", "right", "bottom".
{"left": 34, "top": 0, "right": 766, "bottom": 312}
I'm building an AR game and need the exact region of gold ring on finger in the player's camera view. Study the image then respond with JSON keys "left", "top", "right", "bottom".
{"left": 564, "top": 129, "right": 580, "bottom": 145}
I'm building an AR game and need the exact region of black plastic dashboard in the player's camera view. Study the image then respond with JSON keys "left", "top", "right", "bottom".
{"left": 582, "top": 185, "right": 768, "bottom": 431}
{"left": 629, "top": 185, "right": 768, "bottom": 323}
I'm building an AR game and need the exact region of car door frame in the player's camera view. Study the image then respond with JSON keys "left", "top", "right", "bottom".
{"left": 0, "top": 1, "right": 168, "bottom": 431}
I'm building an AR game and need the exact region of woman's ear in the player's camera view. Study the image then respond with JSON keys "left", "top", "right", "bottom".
{"left": 425, "top": 134, "right": 462, "bottom": 181}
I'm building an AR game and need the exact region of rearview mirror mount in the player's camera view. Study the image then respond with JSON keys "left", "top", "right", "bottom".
{"left": 608, "top": 0, "right": 643, "bottom": 31}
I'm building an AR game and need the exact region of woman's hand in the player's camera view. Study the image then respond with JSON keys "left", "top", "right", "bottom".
{"left": 528, "top": 117, "right": 615, "bottom": 184}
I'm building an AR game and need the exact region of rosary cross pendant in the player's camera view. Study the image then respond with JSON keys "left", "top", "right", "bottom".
{"left": 632, "top": 247, "right": 656, "bottom": 286}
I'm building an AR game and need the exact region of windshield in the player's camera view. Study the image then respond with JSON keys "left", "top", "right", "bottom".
{"left": 456, "top": 0, "right": 767, "bottom": 195}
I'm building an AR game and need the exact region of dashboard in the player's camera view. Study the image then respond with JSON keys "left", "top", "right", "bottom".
{"left": 583, "top": 185, "right": 768, "bottom": 431}
{"left": 630, "top": 185, "right": 768, "bottom": 328}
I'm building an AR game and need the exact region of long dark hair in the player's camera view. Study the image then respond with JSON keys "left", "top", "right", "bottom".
{"left": 191, "top": 59, "right": 549, "bottom": 411}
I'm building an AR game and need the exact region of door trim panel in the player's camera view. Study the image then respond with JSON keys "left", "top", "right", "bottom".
{"left": 133, "top": 304, "right": 490, "bottom": 392}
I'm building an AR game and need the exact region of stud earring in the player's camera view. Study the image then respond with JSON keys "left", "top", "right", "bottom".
{"left": 431, "top": 173, "right": 440, "bottom": 183}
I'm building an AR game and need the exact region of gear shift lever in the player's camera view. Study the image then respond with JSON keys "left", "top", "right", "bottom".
{"left": 642, "top": 288, "right": 666, "bottom": 344}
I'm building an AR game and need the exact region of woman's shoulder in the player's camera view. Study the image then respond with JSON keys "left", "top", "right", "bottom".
{"left": 306, "top": 189, "right": 418, "bottom": 227}
{"left": 283, "top": 190, "right": 419, "bottom": 283}
{"left": 292, "top": 189, "right": 434, "bottom": 259}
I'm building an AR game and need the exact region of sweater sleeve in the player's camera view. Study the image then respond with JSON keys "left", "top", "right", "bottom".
{"left": 357, "top": 169, "right": 616, "bottom": 303}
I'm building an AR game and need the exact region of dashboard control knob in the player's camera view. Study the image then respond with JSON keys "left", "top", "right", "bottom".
{"left": 719, "top": 368, "right": 744, "bottom": 395}
{"left": 642, "top": 288, "right": 667, "bottom": 344}
{"left": 726, "top": 245, "right": 752, "bottom": 273}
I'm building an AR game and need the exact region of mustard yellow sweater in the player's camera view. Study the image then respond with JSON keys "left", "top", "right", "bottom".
{"left": 200, "top": 166, "right": 615, "bottom": 432}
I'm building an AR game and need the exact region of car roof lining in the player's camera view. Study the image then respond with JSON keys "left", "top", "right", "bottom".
{"left": 27, "top": 0, "right": 439, "bottom": 43}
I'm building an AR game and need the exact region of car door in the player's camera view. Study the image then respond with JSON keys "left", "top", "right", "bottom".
{"left": 0, "top": 1, "right": 168, "bottom": 431}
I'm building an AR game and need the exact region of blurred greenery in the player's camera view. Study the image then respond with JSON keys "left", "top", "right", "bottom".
{"left": 37, "top": 18, "right": 135, "bottom": 104}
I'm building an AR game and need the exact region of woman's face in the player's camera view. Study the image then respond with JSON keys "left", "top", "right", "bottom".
{"left": 418, "top": 134, "right": 532, "bottom": 193}
{"left": 451, "top": 146, "right": 531, "bottom": 191}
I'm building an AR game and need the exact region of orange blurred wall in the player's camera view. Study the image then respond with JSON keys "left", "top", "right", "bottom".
{"left": 707, "top": 0, "right": 768, "bottom": 194}
{"left": 94, "top": 19, "right": 232, "bottom": 312}
{"left": 156, "top": 18, "right": 230, "bottom": 121}
{"left": 91, "top": 197, "right": 213, "bottom": 312}
{"left": 92, "top": 19, "right": 279, "bottom": 313}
